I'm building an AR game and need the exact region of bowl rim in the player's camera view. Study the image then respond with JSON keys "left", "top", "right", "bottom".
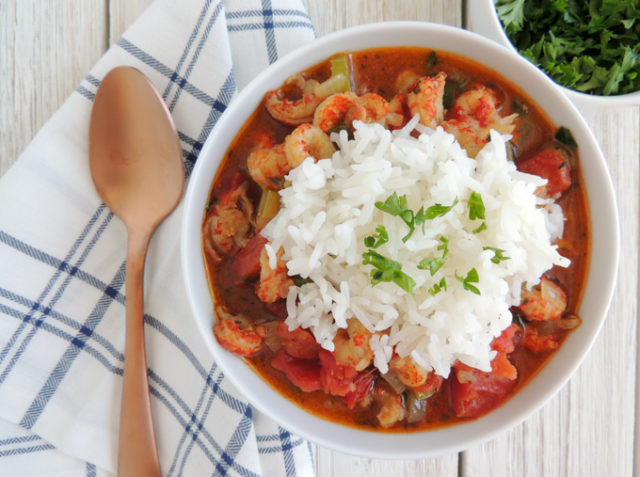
{"left": 181, "top": 20, "right": 620, "bottom": 458}
{"left": 467, "top": 0, "right": 640, "bottom": 109}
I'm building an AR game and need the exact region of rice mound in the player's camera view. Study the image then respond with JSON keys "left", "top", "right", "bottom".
{"left": 261, "top": 117, "right": 569, "bottom": 377}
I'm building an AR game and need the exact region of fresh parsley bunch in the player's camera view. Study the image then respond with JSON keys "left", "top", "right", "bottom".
{"left": 495, "top": 0, "right": 640, "bottom": 95}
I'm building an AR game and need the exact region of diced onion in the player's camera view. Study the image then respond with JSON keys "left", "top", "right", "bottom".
{"left": 262, "top": 321, "right": 282, "bottom": 352}
{"left": 406, "top": 391, "right": 427, "bottom": 424}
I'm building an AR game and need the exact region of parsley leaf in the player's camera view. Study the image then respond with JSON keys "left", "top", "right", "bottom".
{"left": 375, "top": 192, "right": 407, "bottom": 216}
{"left": 483, "top": 246, "right": 511, "bottom": 264}
{"left": 362, "top": 250, "right": 416, "bottom": 293}
{"left": 455, "top": 268, "right": 481, "bottom": 295}
{"left": 426, "top": 50, "right": 439, "bottom": 67}
{"left": 423, "top": 198, "right": 459, "bottom": 220}
{"left": 555, "top": 127, "right": 577, "bottom": 150}
{"left": 437, "top": 236, "right": 449, "bottom": 256}
{"left": 428, "top": 277, "right": 448, "bottom": 296}
{"left": 292, "top": 276, "right": 313, "bottom": 287}
{"left": 472, "top": 221, "right": 487, "bottom": 234}
{"left": 364, "top": 225, "right": 389, "bottom": 249}
{"left": 495, "top": 0, "right": 526, "bottom": 33}
{"left": 468, "top": 192, "right": 485, "bottom": 220}
{"left": 376, "top": 194, "right": 457, "bottom": 242}
{"left": 375, "top": 193, "right": 415, "bottom": 241}
{"left": 418, "top": 236, "right": 450, "bottom": 276}
{"left": 418, "top": 257, "right": 446, "bottom": 276}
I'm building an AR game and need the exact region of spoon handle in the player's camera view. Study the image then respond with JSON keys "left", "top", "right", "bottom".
{"left": 118, "top": 229, "right": 161, "bottom": 477}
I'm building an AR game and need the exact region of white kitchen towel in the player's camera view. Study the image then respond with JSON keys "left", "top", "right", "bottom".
{"left": 0, "top": 0, "right": 316, "bottom": 475}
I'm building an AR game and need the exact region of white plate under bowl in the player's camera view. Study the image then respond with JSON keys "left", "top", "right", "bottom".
{"left": 181, "top": 21, "right": 619, "bottom": 459}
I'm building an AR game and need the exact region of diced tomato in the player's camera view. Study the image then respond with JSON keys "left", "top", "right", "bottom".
{"left": 450, "top": 368, "right": 516, "bottom": 418}
{"left": 492, "top": 324, "right": 517, "bottom": 354}
{"left": 277, "top": 321, "right": 322, "bottom": 359}
{"left": 450, "top": 324, "right": 520, "bottom": 417}
{"left": 231, "top": 234, "right": 267, "bottom": 285}
{"left": 270, "top": 350, "right": 322, "bottom": 392}
{"left": 318, "top": 350, "right": 358, "bottom": 396}
{"left": 489, "top": 353, "right": 517, "bottom": 380}
{"left": 409, "top": 371, "right": 443, "bottom": 397}
{"left": 487, "top": 324, "right": 518, "bottom": 380}
{"left": 342, "top": 370, "right": 376, "bottom": 409}
{"left": 455, "top": 324, "right": 519, "bottom": 380}
{"left": 517, "top": 148, "right": 572, "bottom": 197}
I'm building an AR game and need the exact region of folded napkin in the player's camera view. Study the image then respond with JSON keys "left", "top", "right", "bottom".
{"left": 0, "top": 0, "right": 317, "bottom": 475}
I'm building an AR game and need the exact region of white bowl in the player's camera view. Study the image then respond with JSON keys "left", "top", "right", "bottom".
{"left": 181, "top": 21, "right": 619, "bottom": 458}
{"left": 467, "top": 0, "right": 640, "bottom": 113}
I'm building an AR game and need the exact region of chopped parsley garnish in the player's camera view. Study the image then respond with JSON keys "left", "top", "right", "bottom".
{"left": 428, "top": 277, "right": 448, "bottom": 296}
{"left": 468, "top": 192, "right": 485, "bottom": 220}
{"left": 495, "top": 0, "right": 640, "bottom": 96}
{"left": 374, "top": 192, "right": 415, "bottom": 241}
{"left": 472, "top": 221, "right": 488, "bottom": 234}
{"left": 455, "top": 268, "right": 481, "bottom": 295}
{"left": 367, "top": 191, "right": 506, "bottom": 296}
{"left": 483, "top": 246, "right": 511, "bottom": 264}
{"left": 418, "top": 236, "right": 450, "bottom": 276}
{"left": 292, "top": 276, "right": 313, "bottom": 287}
{"left": 426, "top": 50, "right": 439, "bottom": 67}
{"left": 375, "top": 192, "right": 408, "bottom": 216}
{"left": 437, "top": 235, "right": 449, "bottom": 255}
{"left": 364, "top": 225, "right": 389, "bottom": 249}
{"left": 375, "top": 193, "right": 458, "bottom": 242}
{"left": 555, "top": 127, "right": 577, "bottom": 150}
{"left": 423, "top": 198, "right": 459, "bottom": 220}
{"left": 418, "top": 257, "right": 446, "bottom": 276}
{"left": 512, "top": 98, "right": 528, "bottom": 115}
{"left": 443, "top": 79, "right": 464, "bottom": 109}
{"left": 362, "top": 249, "right": 416, "bottom": 293}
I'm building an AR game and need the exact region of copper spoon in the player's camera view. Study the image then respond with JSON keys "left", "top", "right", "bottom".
{"left": 89, "top": 66, "right": 184, "bottom": 476}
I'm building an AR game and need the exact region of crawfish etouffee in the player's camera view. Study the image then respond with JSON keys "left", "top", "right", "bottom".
{"left": 202, "top": 48, "right": 590, "bottom": 430}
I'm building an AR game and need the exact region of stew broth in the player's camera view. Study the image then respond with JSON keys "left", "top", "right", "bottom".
{"left": 203, "top": 47, "right": 590, "bottom": 431}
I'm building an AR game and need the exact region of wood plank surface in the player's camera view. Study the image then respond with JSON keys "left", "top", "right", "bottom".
{"left": 0, "top": 0, "right": 107, "bottom": 176}
{"left": 109, "top": 0, "right": 153, "bottom": 44}
{"left": 1, "top": 2, "right": 638, "bottom": 477}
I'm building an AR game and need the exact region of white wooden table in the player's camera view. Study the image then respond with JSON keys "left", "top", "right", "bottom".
{"left": 2, "top": 1, "right": 638, "bottom": 476}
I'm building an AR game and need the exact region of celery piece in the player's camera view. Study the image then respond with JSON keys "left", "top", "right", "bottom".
{"left": 330, "top": 54, "right": 351, "bottom": 92}
{"left": 256, "top": 188, "right": 281, "bottom": 229}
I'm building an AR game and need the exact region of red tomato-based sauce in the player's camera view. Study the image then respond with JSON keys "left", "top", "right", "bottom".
{"left": 202, "top": 47, "right": 590, "bottom": 431}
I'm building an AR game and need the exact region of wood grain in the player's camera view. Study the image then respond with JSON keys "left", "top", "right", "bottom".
{"left": 109, "top": 0, "right": 153, "bottom": 44}
{"left": 0, "top": 0, "right": 107, "bottom": 176}
{"left": 303, "top": 0, "right": 461, "bottom": 30}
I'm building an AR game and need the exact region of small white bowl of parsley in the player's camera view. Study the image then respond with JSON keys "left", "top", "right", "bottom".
{"left": 468, "top": 0, "right": 640, "bottom": 112}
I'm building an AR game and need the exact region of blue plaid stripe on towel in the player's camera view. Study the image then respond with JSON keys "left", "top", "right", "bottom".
{"left": 0, "top": 0, "right": 316, "bottom": 475}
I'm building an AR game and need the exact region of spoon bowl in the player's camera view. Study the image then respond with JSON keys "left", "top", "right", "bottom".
{"left": 89, "top": 66, "right": 184, "bottom": 476}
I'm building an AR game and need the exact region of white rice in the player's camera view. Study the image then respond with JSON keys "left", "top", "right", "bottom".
{"left": 261, "top": 119, "right": 569, "bottom": 377}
